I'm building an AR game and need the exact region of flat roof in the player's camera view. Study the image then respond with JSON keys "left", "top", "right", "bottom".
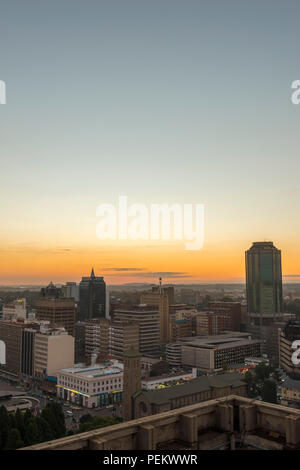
{"left": 283, "top": 377, "right": 300, "bottom": 391}
{"left": 137, "top": 372, "right": 245, "bottom": 405}
{"left": 59, "top": 363, "right": 123, "bottom": 378}
{"left": 180, "top": 333, "right": 261, "bottom": 350}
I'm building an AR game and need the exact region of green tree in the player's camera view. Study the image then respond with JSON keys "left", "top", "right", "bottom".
{"left": 0, "top": 405, "right": 10, "bottom": 450}
{"left": 262, "top": 379, "right": 277, "bottom": 404}
{"left": 5, "top": 428, "right": 24, "bottom": 450}
{"left": 244, "top": 370, "right": 258, "bottom": 398}
{"left": 254, "top": 362, "right": 271, "bottom": 382}
{"left": 79, "top": 414, "right": 93, "bottom": 424}
{"left": 23, "top": 408, "right": 32, "bottom": 427}
{"left": 15, "top": 408, "right": 25, "bottom": 441}
{"left": 24, "top": 419, "right": 39, "bottom": 446}
{"left": 41, "top": 402, "right": 66, "bottom": 439}
{"left": 79, "top": 416, "right": 122, "bottom": 433}
{"left": 36, "top": 416, "right": 54, "bottom": 443}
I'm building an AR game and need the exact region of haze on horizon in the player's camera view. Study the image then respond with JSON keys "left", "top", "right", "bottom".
{"left": 1, "top": 0, "right": 300, "bottom": 285}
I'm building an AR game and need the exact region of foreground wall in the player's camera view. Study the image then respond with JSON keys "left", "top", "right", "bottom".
{"left": 22, "top": 395, "right": 300, "bottom": 450}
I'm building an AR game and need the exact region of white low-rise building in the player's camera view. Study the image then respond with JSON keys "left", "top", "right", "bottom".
{"left": 57, "top": 360, "right": 123, "bottom": 408}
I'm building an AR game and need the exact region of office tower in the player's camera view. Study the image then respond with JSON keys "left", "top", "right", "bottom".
{"left": 34, "top": 324, "right": 74, "bottom": 379}
{"left": 195, "top": 311, "right": 227, "bottom": 336}
{"left": 179, "top": 332, "right": 262, "bottom": 373}
{"left": 0, "top": 321, "right": 40, "bottom": 379}
{"left": 40, "top": 281, "right": 63, "bottom": 299}
{"left": 245, "top": 241, "right": 283, "bottom": 314}
{"left": 141, "top": 280, "right": 174, "bottom": 344}
{"left": 78, "top": 268, "right": 106, "bottom": 321}
{"left": 208, "top": 301, "right": 242, "bottom": 331}
{"left": 62, "top": 282, "right": 79, "bottom": 302}
{"left": 21, "top": 328, "right": 36, "bottom": 377}
{"left": 85, "top": 317, "right": 110, "bottom": 362}
{"left": 35, "top": 283, "right": 76, "bottom": 337}
{"left": 110, "top": 320, "right": 139, "bottom": 360}
{"left": 246, "top": 242, "right": 284, "bottom": 366}
{"left": 113, "top": 306, "right": 159, "bottom": 356}
{"left": 123, "top": 348, "right": 141, "bottom": 421}
{"left": 171, "top": 319, "right": 193, "bottom": 341}
{"left": 75, "top": 321, "right": 86, "bottom": 364}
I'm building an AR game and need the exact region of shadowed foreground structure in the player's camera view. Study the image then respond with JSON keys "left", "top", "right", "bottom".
{"left": 22, "top": 395, "right": 300, "bottom": 450}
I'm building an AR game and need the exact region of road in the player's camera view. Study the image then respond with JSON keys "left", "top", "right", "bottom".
{"left": 0, "top": 376, "right": 122, "bottom": 426}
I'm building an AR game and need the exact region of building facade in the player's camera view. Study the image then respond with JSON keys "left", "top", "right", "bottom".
{"left": 133, "top": 372, "right": 246, "bottom": 419}
{"left": 57, "top": 360, "right": 123, "bottom": 408}
{"left": 179, "top": 333, "right": 262, "bottom": 373}
{"left": 34, "top": 326, "right": 74, "bottom": 379}
{"left": 123, "top": 349, "right": 141, "bottom": 421}
{"left": 113, "top": 306, "right": 159, "bottom": 356}
{"left": 78, "top": 268, "right": 106, "bottom": 321}
{"left": 35, "top": 296, "right": 75, "bottom": 337}
{"left": 245, "top": 241, "right": 283, "bottom": 314}
{"left": 141, "top": 282, "right": 174, "bottom": 344}
{"left": 279, "top": 321, "right": 300, "bottom": 379}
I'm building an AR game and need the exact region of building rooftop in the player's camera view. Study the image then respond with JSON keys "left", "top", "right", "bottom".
{"left": 179, "top": 332, "right": 261, "bottom": 350}
{"left": 283, "top": 377, "right": 300, "bottom": 391}
{"left": 137, "top": 372, "right": 245, "bottom": 405}
{"left": 141, "top": 356, "right": 161, "bottom": 364}
{"left": 59, "top": 362, "right": 123, "bottom": 378}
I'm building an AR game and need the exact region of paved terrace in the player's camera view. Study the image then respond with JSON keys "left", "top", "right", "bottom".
{"left": 22, "top": 395, "right": 300, "bottom": 450}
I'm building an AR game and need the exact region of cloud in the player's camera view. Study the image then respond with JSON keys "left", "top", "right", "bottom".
{"left": 99, "top": 268, "right": 192, "bottom": 278}
{"left": 283, "top": 274, "right": 300, "bottom": 278}
{"left": 131, "top": 271, "right": 191, "bottom": 278}
{"left": 101, "top": 267, "right": 146, "bottom": 272}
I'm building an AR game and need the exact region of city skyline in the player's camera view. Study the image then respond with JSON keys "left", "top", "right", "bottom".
{"left": 0, "top": 238, "right": 300, "bottom": 286}
{"left": 1, "top": 1, "right": 300, "bottom": 284}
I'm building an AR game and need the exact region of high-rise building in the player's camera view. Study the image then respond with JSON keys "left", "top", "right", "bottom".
{"left": 110, "top": 320, "right": 139, "bottom": 360}
{"left": 78, "top": 268, "right": 106, "bottom": 321}
{"left": 113, "top": 306, "right": 159, "bottom": 355}
{"left": 0, "top": 321, "right": 40, "bottom": 379}
{"left": 245, "top": 241, "right": 283, "bottom": 314}
{"left": 35, "top": 294, "right": 76, "bottom": 337}
{"left": 123, "top": 348, "right": 141, "bottom": 421}
{"left": 195, "top": 311, "right": 227, "bottom": 336}
{"left": 208, "top": 301, "right": 242, "bottom": 331}
{"left": 21, "top": 328, "right": 36, "bottom": 377}
{"left": 141, "top": 280, "right": 174, "bottom": 344}
{"left": 246, "top": 242, "right": 285, "bottom": 366}
{"left": 75, "top": 321, "right": 86, "bottom": 364}
{"left": 34, "top": 325, "right": 74, "bottom": 379}
{"left": 85, "top": 317, "right": 110, "bottom": 362}
{"left": 62, "top": 282, "right": 79, "bottom": 302}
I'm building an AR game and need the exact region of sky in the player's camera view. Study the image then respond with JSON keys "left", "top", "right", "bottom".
{"left": 1, "top": 0, "right": 300, "bottom": 285}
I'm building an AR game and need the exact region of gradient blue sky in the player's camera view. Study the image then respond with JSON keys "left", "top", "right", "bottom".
{"left": 1, "top": 0, "right": 300, "bottom": 283}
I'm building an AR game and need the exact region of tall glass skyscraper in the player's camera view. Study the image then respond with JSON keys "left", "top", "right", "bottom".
{"left": 245, "top": 241, "right": 283, "bottom": 314}
{"left": 78, "top": 268, "right": 106, "bottom": 321}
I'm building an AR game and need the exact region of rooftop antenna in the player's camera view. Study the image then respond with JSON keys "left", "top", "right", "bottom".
{"left": 159, "top": 277, "right": 162, "bottom": 294}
